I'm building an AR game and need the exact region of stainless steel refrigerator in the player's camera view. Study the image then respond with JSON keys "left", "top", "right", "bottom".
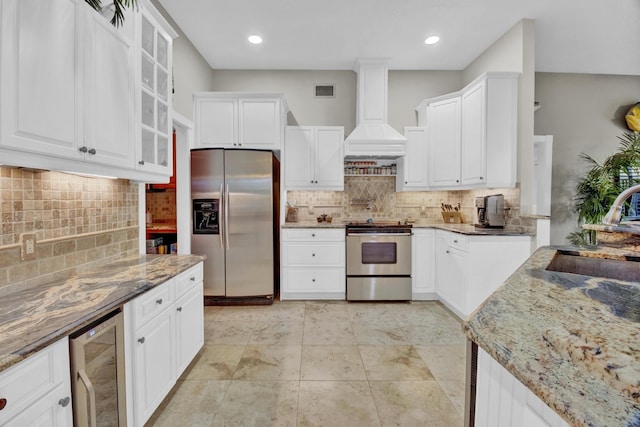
{"left": 191, "top": 149, "right": 279, "bottom": 302}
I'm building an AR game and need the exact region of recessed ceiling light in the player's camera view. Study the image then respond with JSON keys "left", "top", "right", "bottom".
{"left": 248, "top": 35, "right": 263, "bottom": 45}
{"left": 424, "top": 36, "right": 440, "bottom": 45}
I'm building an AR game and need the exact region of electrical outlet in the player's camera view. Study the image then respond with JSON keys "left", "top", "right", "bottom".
{"left": 20, "top": 233, "right": 36, "bottom": 261}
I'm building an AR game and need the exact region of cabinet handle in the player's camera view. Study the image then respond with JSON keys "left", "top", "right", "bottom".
{"left": 138, "top": 160, "right": 145, "bottom": 165}
{"left": 88, "top": 148, "right": 96, "bottom": 155}
{"left": 156, "top": 298, "right": 163, "bottom": 305}
{"left": 0, "top": 398, "right": 6, "bottom": 411}
{"left": 138, "top": 337, "right": 145, "bottom": 344}
{"left": 177, "top": 307, "right": 183, "bottom": 312}
{"left": 78, "top": 146, "right": 88, "bottom": 153}
{"left": 190, "top": 276, "right": 196, "bottom": 281}
{"left": 58, "top": 397, "right": 71, "bottom": 408}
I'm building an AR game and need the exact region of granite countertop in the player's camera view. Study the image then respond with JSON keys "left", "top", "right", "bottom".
{"left": 0, "top": 254, "right": 204, "bottom": 373}
{"left": 584, "top": 222, "right": 640, "bottom": 236}
{"left": 463, "top": 246, "right": 640, "bottom": 426}
{"left": 282, "top": 220, "right": 531, "bottom": 236}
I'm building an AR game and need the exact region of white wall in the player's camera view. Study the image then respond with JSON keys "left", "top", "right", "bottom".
{"left": 534, "top": 72, "right": 640, "bottom": 244}
{"left": 150, "top": 0, "right": 216, "bottom": 120}
{"left": 208, "top": 69, "right": 463, "bottom": 134}
{"left": 463, "top": 19, "right": 536, "bottom": 217}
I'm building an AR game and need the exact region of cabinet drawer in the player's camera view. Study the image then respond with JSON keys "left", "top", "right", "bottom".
{"left": 174, "top": 263, "right": 203, "bottom": 299}
{"left": 0, "top": 338, "right": 68, "bottom": 424}
{"left": 282, "top": 242, "right": 345, "bottom": 267}
{"left": 443, "top": 232, "right": 468, "bottom": 251}
{"left": 131, "top": 280, "right": 174, "bottom": 328}
{"left": 281, "top": 228, "right": 344, "bottom": 242}
{"left": 282, "top": 268, "right": 345, "bottom": 292}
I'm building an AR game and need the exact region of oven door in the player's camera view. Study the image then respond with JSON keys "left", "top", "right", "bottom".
{"left": 346, "top": 233, "right": 412, "bottom": 276}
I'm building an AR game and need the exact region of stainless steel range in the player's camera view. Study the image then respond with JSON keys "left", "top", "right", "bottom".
{"left": 346, "top": 221, "right": 412, "bottom": 301}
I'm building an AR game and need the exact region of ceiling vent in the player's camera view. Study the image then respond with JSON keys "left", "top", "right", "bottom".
{"left": 314, "top": 84, "right": 335, "bottom": 98}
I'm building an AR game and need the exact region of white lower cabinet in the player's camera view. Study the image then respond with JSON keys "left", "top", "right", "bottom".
{"left": 475, "top": 347, "right": 568, "bottom": 427}
{"left": 281, "top": 228, "right": 345, "bottom": 300}
{"left": 125, "top": 262, "right": 204, "bottom": 426}
{"left": 435, "top": 230, "right": 530, "bottom": 318}
{"left": 0, "top": 338, "right": 72, "bottom": 427}
{"left": 132, "top": 307, "right": 174, "bottom": 424}
{"left": 411, "top": 229, "right": 436, "bottom": 299}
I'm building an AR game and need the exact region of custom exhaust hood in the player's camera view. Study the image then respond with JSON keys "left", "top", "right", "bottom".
{"left": 344, "top": 59, "right": 407, "bottom": 159}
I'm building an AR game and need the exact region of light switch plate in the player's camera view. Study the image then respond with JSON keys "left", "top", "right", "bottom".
{"left": 20, "top": 233, "right": 36, "bottom": 261}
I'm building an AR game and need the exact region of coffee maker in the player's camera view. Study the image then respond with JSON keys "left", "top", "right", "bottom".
{"left": 475, "top": 194, "right": 506, "bottom": 228}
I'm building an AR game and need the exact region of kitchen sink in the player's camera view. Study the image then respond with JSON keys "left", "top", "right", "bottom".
{"left": 546, "top": 251, "right": 640, "bottom": 282}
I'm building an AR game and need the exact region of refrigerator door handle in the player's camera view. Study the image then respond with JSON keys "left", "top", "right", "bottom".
{"left": 225, "top": 183, "right": 230, "bottom": 250}
{"left": 219, "top": 183, "right": 224, "bottom": 249}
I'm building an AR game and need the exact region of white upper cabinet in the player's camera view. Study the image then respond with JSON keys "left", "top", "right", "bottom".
{"left": 0, "top": 0, "right": 81, "bottom": 158}
{"left": 0, "top": 0, "right": 175, "bottom": 181}
{"left": 460, "top": 82, "right": 486, "bottom": 186}
{"left": 284, "top": 126, "right": 344, "bottom": 190}
{"left": 136, "top": 3, "right": 177, "bottom": 176}
{"left": 83, "top": 3, "right": 136, "bottom": 169}
{"left": 194, "top": 93, "right": 289, "bottom": 149}
{"left": 416, "top": 72, "right": 519, "bottom": 190}
{"left": 396, "top": 127, "right": 428, "bottom": 191}
{"left": 427, "top": 95, "right": 462, "bottom": 187}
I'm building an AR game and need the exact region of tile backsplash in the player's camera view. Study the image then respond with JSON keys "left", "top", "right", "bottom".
{"left": 287, "top": 176, "right": 533, "bottom": 231}
{"left": 0, "top": 167, "right": 139, "bottom": 295}
{"left": 146, "top": 189, "right": 176, "bottom": 224}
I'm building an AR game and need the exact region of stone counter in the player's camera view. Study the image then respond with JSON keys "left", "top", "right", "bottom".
{"left": 463, "top": 246, "right": 640, "bottom": 426}
{"left": 282, "top": 221, "right": 531, "bottom": 236}
{"left": 0, "top": 254, "right": 204, "bottom": 373}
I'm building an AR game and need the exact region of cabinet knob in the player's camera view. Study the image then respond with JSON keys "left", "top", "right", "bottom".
{"left": 233, "top": 143, "right": 238, "bottom": 146}
{"left": 456, "top": 179, "right": 459, "bottom": 183}
{"left": 446, "top": 250, "right": 450, "bottom": 254}
{"left": 454, "top": 239, "right": 458, "bottom": 243}
{"left": 138, "top": 160, "right": 145, "bottom": 165}
{"left": 312, "top": 278, "right": 316, "bottom": 282}
{"left": 310, "top": 180, "right": 314, "bottom": 184}
{"left": 0, "top": 398, "right": 6, "bottom": 411}
{"left": 78, "top": 146, "right": 88, "bottom": 153}
{"left": 177, "top": 307, "right": 183, "bottom": 312}
{"left": 88, "top": 148, "right": 97, "bottom": 155}
{"left": 405, "top": 181, "right": 408, "bottom": 184}
{"left": 190, "top": 276, "right": 196, "bottom": 282}
{"left": 156, "top": 298, "right": 163, "bottom": 305}
{"left": 58, "top": 397, "right": 71, "bottom": 408}
{"left": 138, "top": 337, "right": 145, "bottom": 344}
{"left": 311, "top": 234, "right": 315, "bottom": 237}
{"left": 312, "top": 253, "right": 316, "bottom": 257}
{"left": 480, "top": 177, "right": 484, "bottom": 180}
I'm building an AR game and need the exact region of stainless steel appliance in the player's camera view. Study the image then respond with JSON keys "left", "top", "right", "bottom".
{"left": 346, "top": 221, "right": 412, "bottom": 301}
{"left": 475, "top": 194, "right": 505, "bottom": 228}
{"left": 70, "top": 309, "right": 126, "bottom": 427}
{"left": 191, "top": 149, "right": 279, "bottom": 302}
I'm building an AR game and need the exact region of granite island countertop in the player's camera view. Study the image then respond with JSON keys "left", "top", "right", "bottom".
{"left": 0, "top": 254, "right": 204, "bottom": 373}
{"left": 463, "top": 246, "right": 640, "bottom": 426}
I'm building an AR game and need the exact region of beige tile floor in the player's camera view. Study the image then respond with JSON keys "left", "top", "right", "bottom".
{"left": 146, "top": 300, "right": 467, "bottom": 427}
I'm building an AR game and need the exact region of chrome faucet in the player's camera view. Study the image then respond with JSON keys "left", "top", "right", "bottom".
{"left": 602, "top": 183, "right": 640, "bottom": 225}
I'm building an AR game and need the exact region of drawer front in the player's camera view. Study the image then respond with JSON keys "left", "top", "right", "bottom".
{"left": 446, "top": 232, "right": 469, "bottom": 251}
{"left": 281, "top": 228, "right": 345, "bottom": 242}
{"left": 0, "top": 338, "right": 68, "bottom": 424}
{"left": 283, "top": 268, "right": 345, "bottom": 292}
{"left": 282, "top": 242, "right": 345, "bottom": 267}
{"left": 132, "top": 279, "right": 174, "bottom": 328}
{"left": 174, "top": 263, "right": 204, "bottom": 300}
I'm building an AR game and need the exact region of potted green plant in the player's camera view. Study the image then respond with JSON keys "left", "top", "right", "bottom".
{"left": 569, "top": 132, "right": 640, "bottom": 245}
{"left": 85, "top": 0, "right": 137, "bottom": 27}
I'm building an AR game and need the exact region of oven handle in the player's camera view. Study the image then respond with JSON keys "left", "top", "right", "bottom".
{"left": 347, "top": 232, "right": 413, "bottom": 237}
{"left": 78, "top": 369, "right": 97, "bottom": 427}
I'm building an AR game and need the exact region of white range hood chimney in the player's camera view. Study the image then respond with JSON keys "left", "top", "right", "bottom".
{"left": 344, "top": 59, "right": 407, "bottom": 159}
